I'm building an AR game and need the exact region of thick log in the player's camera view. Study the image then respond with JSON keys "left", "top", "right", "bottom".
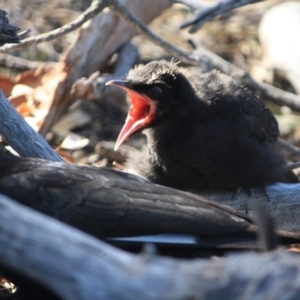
{"left": 0, "top": 156, "right": 253, "bottom": 239}
{"left": 0, "top": 193, "right": 300, "bottom": 300}
{"left": 0, "top": 155, "right": 300, "bottom": 238}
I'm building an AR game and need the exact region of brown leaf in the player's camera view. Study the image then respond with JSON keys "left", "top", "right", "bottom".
{"left": 0, "top": 74, "right": 16, "bottom": 96}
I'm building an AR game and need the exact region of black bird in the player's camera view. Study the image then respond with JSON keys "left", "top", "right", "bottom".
{"left": 106, "top": 60, "right": 297, "bottom": 192}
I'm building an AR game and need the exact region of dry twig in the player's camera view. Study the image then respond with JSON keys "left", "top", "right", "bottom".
{"left": 0, "top": 53, "right": 54, "bottom": 70}
{"left": 171, "top": 0, "right": 262, "bottom": 33}
{"left": 0, "top": 0, "right": 108, "bottom": 53}
{"left": 108, "top": 0, "right": 200, "bottom": 64}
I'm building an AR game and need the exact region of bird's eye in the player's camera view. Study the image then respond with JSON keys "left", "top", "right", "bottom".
{"left": 150, "top": 86, "right": 162, "bottom": 99}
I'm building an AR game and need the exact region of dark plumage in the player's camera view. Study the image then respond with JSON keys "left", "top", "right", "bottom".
{"left": 106, "top": 60, "right": 297, "bottom": 192}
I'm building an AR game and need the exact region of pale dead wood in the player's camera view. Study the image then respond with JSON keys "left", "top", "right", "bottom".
{"left": 0, "top": 53, "right": 54, "bottom": 71}
{"left": 108, "top": 0, "right": 199, "bottom": 64}
{"left": 70, "top": 42, "right": 138, "bottom": 107}
{"left": 37, "top": 0, "right": 170, "bottom": 136}
{"left": 0, "top": 1, "right": 107, "bottom": 53}
{"left": 0, "top": 193, "right": 300, "bottom": 300}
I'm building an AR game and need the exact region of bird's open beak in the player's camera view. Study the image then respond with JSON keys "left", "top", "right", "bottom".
{"left": 106, "top": 80, "right": 156, "bottom": 150}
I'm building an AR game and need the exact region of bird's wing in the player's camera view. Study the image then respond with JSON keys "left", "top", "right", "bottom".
{"left": 239, "top": 94, "right": 279, "bottom": 144}
{"left": 192, "top": 71, "right": 279, "bottom": 145}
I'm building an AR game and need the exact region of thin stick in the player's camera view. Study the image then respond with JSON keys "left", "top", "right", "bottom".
{"left": 0, "top": 0, "right": 108, "bottom": 53}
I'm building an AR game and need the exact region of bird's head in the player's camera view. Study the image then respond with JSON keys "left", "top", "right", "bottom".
{"left": 106, "top": 60, "right": 192, "bottom": 150}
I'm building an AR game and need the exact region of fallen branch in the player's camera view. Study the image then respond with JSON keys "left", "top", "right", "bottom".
{"left": 70, "top": 42, "right": 138, "bottom": 105}
{"left": 37, "top": 0, "right": 170, "bottom": 136}
{"left": 0, "top": 193, "right": 300, "bottom": 300}
{"left": 171, "top": 0, "right": 262, "bottom": 33}
{"left": 0, "top": 156, "right": 254, "bottom": 239}
{"left": 0, "top": 90, "right": 63, "bottom": 161}
{"left": 0, "top": 1, "right": 107, "bottom": 53}
{"left": 0, "top": 155, "right": 300, "bottom": 235}
{"left": 108, "top": 0, "right": 199, "bottom": 64}
{"left": 0, "top": 53, "right": 54, "bottom": 71}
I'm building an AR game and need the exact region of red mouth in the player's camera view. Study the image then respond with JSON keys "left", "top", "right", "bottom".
{"left": 106, "top": 80, "right": 156, "bottom": 150}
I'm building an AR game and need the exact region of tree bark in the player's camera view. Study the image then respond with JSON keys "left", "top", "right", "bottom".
{"left": 1, "top": 155, "right": 300, "bottom": 237}
{"left": 0, "top": 90, "right": 63, "bottom": 161}
{"left": 0, "top": 193, "right": 299, "bottom": 300}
